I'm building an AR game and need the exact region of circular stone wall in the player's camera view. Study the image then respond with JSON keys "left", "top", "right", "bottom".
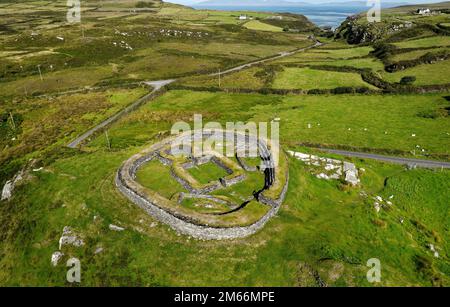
{"left": 115, "top": 129, "right": 289, "bottom": 240}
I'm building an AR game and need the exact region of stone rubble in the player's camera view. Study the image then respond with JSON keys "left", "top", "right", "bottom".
{"left": 52, "top": 226, "right": 84, "bottom": 266}
{"left": 58, "top": 226, "right": 84, "bottom": 250}
{"left": 429, "top": 244, "right": 440, "bottom": 258}
{"left": 288, "top": 151, "right": 360, "bottom": 186}
{"left": 371, "top": 195, "right": 395, "bottom": 213}
{"left": 1, "top": 170, "right": 24, "bottom": 201}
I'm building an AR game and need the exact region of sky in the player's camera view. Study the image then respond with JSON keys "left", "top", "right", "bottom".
{"left": 166, "top": 0, "right": 446, "bottom": 5}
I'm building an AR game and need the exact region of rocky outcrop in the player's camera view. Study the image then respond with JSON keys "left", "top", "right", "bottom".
{"left": 51, "top": 226, "right": 84, "bottom": 267}
{"left": 51, "top": 251, "right": 64, "bottom": 267}
{"left": 335, "top": 16, "right": 415, "bottom": 44}
{"left": 1, "top": 170, "right": 24, "bottom": 201}
{"left": 288, "top": 151, "right": 360, "bottom": 186}
{"left": 58, "top": 226, "right": 84, "bottom": 250}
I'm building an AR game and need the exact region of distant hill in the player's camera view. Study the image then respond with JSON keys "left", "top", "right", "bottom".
{"left": 194, "top": 0, "right": 410, "bottom": 9}
{"left": 335, "top": 1, "right": 450, "bottom": 44}
{"left": 193, "top": 0, "right": 304, "bottom": 7}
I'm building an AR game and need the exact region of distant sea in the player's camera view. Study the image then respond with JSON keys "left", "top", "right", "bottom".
{"left": 192, "top": 5, "right": 371, "bottom": 28}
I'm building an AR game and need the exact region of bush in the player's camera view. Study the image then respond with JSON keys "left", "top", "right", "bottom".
{"left": 400, "top": 76, "right": 416, "bottom": 85}
{"left": 332, "top": 87, "right": 355, "bottom": 94}
{"left": 371, "top": 43, "right": 397, "bottom": 62}
{"left": 417, "top": 108, "right": 448, "bottom": 119}
{"left": 135, "top": 1, "right": 156, "bottom": 8}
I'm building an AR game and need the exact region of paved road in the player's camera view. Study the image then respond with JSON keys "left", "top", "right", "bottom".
{"left": 317, "top": 148, "right": 450, "bottom": 169}
{"left": 210, "top": 41, "right": 323, "bottom": 77}
{"left": 67, "top": 42, "right": 321, "bottom": 148}
{"left": 67, "top": 79, "right": 175, "bottom": 148}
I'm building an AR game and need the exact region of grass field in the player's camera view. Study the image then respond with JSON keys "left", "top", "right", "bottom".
{"left": 0, "top": 87, "right": 148, "bottom": 171}
{"left": 95, "top": 90, "right": 449, "bottom": 158}
{"left": 188, "top": 162, "right": 229, "bottom": 184}
{"left": 380, "top": 59, "right": 450, "bottom": 85}
{"left": 309, "top": 58, "right": 385, "bottom": 71}
{"left": 136, "top": 160, "right": 186, "bottom": 200}
{"left": 1, "top": 144, "right": 448, "bottom": 286}
{"left": 390, "top": 47, "right": 450, "bottom": 62}
{"left": 272, "top": 67, "right": 377, "bottom": 90}
{"left": 243, "top": 20, "right": 283, "bottom": 32}
{"left": 0, "top": 0, "right": 314, "bottom": 99}
{"left": 1, "top": 0, "right": 449, "bottom": 288}
{"left": 178, "top": 66, "right": 266, "bottom": 89}
{"left": 393, "top": 36, "right": 450, "bottom": 49}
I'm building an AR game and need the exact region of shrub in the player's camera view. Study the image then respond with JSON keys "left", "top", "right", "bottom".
{"left": 135, "top": 1, "right": 156, "bottom": 8}
{"left": 371, "top": 43, "right": 397, "bottom": 62}
{"left": 417, "top": 108, "right": 449, "bottom": 119}
{"left": 400, "top": 76, "right": 416, "bottom": 85}
{"left": 332, "top": 87, "right": 355, "bottom": 94}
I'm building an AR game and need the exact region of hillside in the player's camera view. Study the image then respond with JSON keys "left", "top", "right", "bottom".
{"left": 335, "top": 1, "right": 450, "bottom": 44}
{"left": 0, "top": 0, "right": 449, "bottom": 288}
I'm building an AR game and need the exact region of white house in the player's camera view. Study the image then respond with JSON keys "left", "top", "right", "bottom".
{"left": 239, "top": 14, "right": 248, "bottom": 20}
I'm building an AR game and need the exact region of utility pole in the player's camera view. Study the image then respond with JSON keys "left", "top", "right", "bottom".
{"left": 218, "top": 69, "right": 221, "bottom": 88}
{"left": 105, "top": 131, "right": 111, "bottom": 150}
{"left": 37, "top": 65, "right": 43, "bottom": 81}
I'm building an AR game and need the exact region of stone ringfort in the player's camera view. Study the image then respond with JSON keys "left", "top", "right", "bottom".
{"left": 115, "top": 129, "right": 289, "bottom": 240}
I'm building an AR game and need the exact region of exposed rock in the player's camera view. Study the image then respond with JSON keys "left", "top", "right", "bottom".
{"left": 109, "top": 224, "right": 125, "bottom": 232}
{"left": 1, "top": 170, "right": 24, "bottom": 201}
{"left": 288, "top": 151, "right": 360, "bottom": 186}
{"left": 374, "top": 202, "right": 381, "bottom": 213}
{"left": 317, "top": 173, "right": 330, "bottom": 180}
{"left": 51, "top": 251, "right": 64, "bottom": 266}
{"left": 59, "top": 226, "right": 84, "bottom": 250}
{"left": 94, "top": 247, "right": 104, "bottom": 255}
{"left": 345, "top": 170, "right": 359, "bottom": 186}
{"left": 1, "top": 181, "right": 13, "bottom": 201}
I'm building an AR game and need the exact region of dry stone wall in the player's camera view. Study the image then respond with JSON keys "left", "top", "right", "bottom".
{"left": 116, "top": 130, "right": 289, "bottom": 240}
